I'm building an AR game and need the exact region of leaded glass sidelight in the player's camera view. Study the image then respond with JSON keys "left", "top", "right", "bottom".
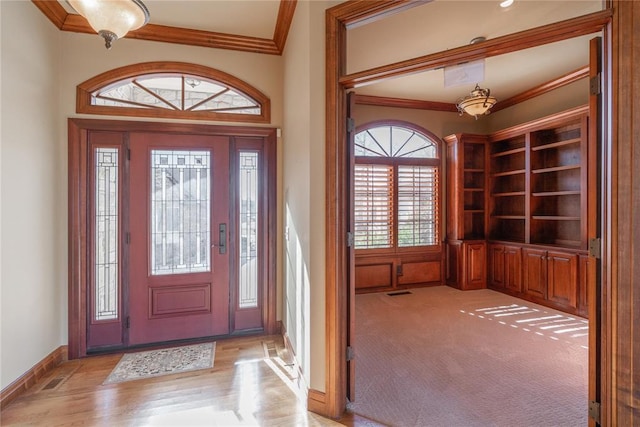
{"left": 150, "top": 150, "right": 211, "bottom": 275}
{"left": 239, "top": 152, "right": 259, "bottom": 308}
{"left": 95, "top": 148, "right": 119, "bottom": 321}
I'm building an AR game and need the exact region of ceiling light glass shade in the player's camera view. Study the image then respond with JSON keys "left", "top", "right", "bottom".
{"left": 456, "top": 84, "right": 497, "bottom": 119}
{"left": 68, "top": 0, "right": 150, "bottom": 49}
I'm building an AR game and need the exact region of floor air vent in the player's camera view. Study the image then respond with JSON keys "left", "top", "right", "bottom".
{"left": 42, "top": 377, "right": 65, "bottom": 390}
{"left": 387, "top": 291, "right": 412, "bottom": 296}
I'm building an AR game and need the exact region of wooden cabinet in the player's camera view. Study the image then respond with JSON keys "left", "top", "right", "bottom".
{"left": 577, "top": 254, "right": 592, "bottom": 317}
{"left": 523, "top": 248, "right": 549, "bottom": 299}
{"left": 444, "top": 134, "right": 487, "bottom": 290}
{"left": 488, "top": 243, "right": 521, "bottom": 292}
{"left": 447, "top": 240, "right": 486, "bottom": 290}
{"left": 522, "top": 248, "right": 578, "bottom": 312}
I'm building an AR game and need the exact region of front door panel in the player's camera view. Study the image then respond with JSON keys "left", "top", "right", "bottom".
{"left": 128, "top": 133, "right": 230, "bottom": 345}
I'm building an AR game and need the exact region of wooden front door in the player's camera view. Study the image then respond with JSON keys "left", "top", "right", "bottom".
{"left": 128, "top": 133, "right": 230, "bottom": 345}
{"left": 69, "top": 119, "right": 277, "bottom": 358}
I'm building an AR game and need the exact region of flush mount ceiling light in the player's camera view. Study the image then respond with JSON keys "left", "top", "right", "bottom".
{"left": 456, "top": 84, "right": 497, "bottom": 119}
{"left": 68, "top": 0, "right": 150, "bottom": 49}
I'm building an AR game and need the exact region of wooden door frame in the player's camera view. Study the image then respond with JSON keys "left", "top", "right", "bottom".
{"left": 68, "top": 118, "right": 278, "bottom": 359}
{"left": 324, "top": 1, "right": 616, "bottom": 420}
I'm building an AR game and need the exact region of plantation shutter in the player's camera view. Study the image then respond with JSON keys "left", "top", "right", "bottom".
{"left": 397, "top": 166, "right": 439, "bottom": 246}
{"left": 354, "top": 164, "right": 394, "bottom": 249}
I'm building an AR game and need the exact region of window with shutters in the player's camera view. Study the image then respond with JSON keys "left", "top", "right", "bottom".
{"left": 354, "top": 122, "right": 440, "bottom": 251}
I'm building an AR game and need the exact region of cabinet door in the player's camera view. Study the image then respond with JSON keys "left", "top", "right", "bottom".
{"left": 578, "top": 254, "right": 592, "bottom": 317}
{"left": 547, "top": 251, "right": 578, "bottom": 309}
{"left": 488, "top": 244, "right": 505, "bottom": 288}
{"left": 523, "top": 248, "right": 547, "bottom": 299}
{"left": 504, "top": 245, "right": 522, "bottom": 292}
{"left": 465, "top": 242, "right": 486, "bottom": 289}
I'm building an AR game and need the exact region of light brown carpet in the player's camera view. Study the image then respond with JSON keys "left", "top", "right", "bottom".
{"left": 347, "top": 286, "right": 588, "bottom": 426}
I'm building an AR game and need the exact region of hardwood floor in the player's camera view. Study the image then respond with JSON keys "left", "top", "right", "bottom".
{"left": 0, "top": 335, "right": 344, "bottom": 426}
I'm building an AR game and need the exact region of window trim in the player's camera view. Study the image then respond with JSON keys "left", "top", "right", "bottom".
{"left": 354, "top": 120, "right": 443, "bottom": 254}
{"left": 77, "top": 62, "right": 271, "bottom": 124}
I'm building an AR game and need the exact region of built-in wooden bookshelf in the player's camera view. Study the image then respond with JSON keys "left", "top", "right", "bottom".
{"left": 445, "top": 134, "right": 488, "bottom": 290}
{"left": 488, "top": 106, "right": 588, "bottom": 249}
{"left": 445, "top": 106, "right": 591, "bottom": 317}
{"left": 488, "top": 133, "right": 527, "bottom": 243}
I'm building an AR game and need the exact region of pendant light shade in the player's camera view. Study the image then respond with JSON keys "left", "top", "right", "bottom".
{"left": 456, "top": 84, "right": 497, "bottom": 119}
{"left": 68, "top": 0, "right": 150, "bottom": 49}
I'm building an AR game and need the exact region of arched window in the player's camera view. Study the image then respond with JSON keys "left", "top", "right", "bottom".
{"left": 354, "top": 122, "right": 441, "bottom": 250}
{"left": 77, "top": 62, "right": 270, "bottom": 123}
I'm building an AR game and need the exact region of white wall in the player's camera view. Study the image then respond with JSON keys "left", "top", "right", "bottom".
{"left": 487, "top": 79, "right": 589, "bottom": 132}
{"left": 58, "top": 33, "right": 284, "bottom": 128}
{"left": 1, "top": 1, "right": 64, "bottom": 390}
{"left": 1, "top": 1, "right": 286, "bottom": 391}
{"left": 282, "top": 0, "right": 332, "bottom": 392}
{"left": 353, "top": 105, "right": 489, "bottom": 138}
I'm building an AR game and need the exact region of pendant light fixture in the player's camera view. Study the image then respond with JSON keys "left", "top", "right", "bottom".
{"left": 68, "top": 0, "right": 150, "bottom": 49}
{"left": 456, "top": 84, "right": 497, "bottom": 119}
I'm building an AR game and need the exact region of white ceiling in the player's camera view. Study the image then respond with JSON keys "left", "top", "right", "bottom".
{"left": 60, "top": 0, "right": 282, "bottom": 39}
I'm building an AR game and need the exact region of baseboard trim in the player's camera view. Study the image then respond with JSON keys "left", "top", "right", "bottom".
{"left": 307, "top": 389, "right": 327, "bottom": 414}
{"left": 280, "top": 323, "right": 317, "bottom": 405}
{"left": 0, "top": 345, "right": 68, "bottom": 409}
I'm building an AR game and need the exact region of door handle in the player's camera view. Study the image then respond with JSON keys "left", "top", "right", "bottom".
{"left": 218, "top": 223, "right": 227, "bottom": 255}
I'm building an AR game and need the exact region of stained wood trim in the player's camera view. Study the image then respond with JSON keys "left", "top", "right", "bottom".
{"left": 340, "top": 10, "right": 612, "bottom": 89}
{"left": 68, "top": 118, "right": 277, "bottom": 137}
{"left": 273, "top": 0, "right": 298, "bottom": 52}
{"left": 0, "top": 346, "right": 68, "bottom": 409}
{"left": 31, "top": 0, "right": 297, "bottom": 55}
{"left": 307, "top": 389, "right": 327, "bottom": 414}
{"left": 68, "top": 118, "right": 88, "bottom": 359}
{"left": 326, "top": 1, "right": 613, "bottom": 423}
{"left": 609, "top": 1, "right": 639, "bottom": 424}
{"left": 493, "top": 66, "right": 590, "bottom": 112}
{"left": 488, "top": 105, "right": 589, "bottom": 142}
{"left": 354, "top": 94, "right": 457, "bottom": 112}
{"left": 76, "top": 62, "right": 271, "bottom": 124}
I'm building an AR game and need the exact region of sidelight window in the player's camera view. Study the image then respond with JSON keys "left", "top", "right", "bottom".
{"left": 94, "top": 147, "right": 119, "bottom": 321}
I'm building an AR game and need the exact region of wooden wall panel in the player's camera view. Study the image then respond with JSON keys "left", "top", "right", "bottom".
{"left": 398, "top": 261, "right": 441, "bottom": 285}
{"left": 354, "top": 264, "right": 392, "bottom": 289}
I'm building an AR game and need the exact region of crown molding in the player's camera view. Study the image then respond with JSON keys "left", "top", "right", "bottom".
{"left": 31, "top": 0, "right": 297, "bottom": 55}
{"left": 353, "top": 66, "right": 589, "bottom": 113}
{"left": 492, "top": 65, "right": 589, "bottom": 112}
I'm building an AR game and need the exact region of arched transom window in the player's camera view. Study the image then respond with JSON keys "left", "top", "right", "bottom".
{"left": 94, "top": 74, "right": 260, "bottom": 113}
{"left": 77, "top": 62, "right": 271, "bottom": 123}
{"left": 354, "top": 123, "right": 440, "bottom": 250}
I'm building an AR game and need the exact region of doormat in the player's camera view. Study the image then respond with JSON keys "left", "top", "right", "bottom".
{"left": 103, "top": 342, "right": 215, "bottom": 384}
